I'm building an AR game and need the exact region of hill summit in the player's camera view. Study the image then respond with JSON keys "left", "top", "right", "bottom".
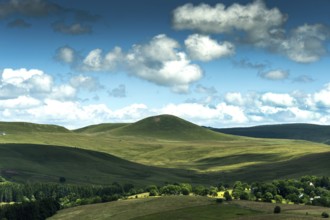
{"left": 111, "top": 114, "right": 234, "bottom": 140}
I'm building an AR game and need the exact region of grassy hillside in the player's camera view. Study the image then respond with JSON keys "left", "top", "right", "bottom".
{"left": 49, "top": 196, "right": 330, "bottom": 220}
{"left": 109, "top": 114, "right": 235, "bottom": 140}
{"left": 0, "top": 143, "right": 209, "bottom": 186}
{"left": 0, "top": 122, "right": 70, "bottom": 134}
{"left": 1, "top": 115, "right": 330, "bottom": 185}
{"left": 74, "top": 123, "right": 128, "bottom": 133}
{"left": 211, "top": 123, "right": 330, "bottom": 144}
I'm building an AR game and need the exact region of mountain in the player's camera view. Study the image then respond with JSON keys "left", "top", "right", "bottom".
{"left": 210, "top": 123, "right": 330, "bottom": 144}
{"left": 109, "top": 114, "right": 236, "bottom": 140}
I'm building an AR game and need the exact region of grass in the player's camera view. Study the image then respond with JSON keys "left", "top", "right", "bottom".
{"left": 49, "top": 196, "right": 330, "bottom": 220}
{"left": 108, "top": 114, "right": 236, "bottom": 141}
{"left": 74, "top": 123, "right": 128, "bottom": 133}
{"left": 213, "top": 123, "right": 330, "bottom": 145}
{"left": 0, "top": 143, "right": 209, "bottom": 186}
{"left": 1, "top": 114, "right": 330, "bottom": 185}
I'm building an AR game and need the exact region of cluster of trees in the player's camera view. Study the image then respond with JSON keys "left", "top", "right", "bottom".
{"left": 0, "top": 179, "right": 136, "bottom": 220}
{"left": 0, "top": 198, "right": 60, "bottom": 220}
{"left": 230, "top": 176, "right": 330, "bottom": 207}
{"left": 2, "top": 175, "right": 330, "bottom": 219}
{"left": 145, "top": 183, "right": 218, "bottom": 197}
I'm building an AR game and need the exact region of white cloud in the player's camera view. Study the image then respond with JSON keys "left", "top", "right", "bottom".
{"left": 0, "top": 68, "right": 76, "bottom": 101}
{"left": 173, "top": 1, "right": 330, "bottom": 63}
{"left": 259, "top": 69, "right": 289, "bottom": 81}
{"left": 1, "top": 68, "right": 43, "bottom": 86}
{"left": 184, "top": 34, "right": 235, "bottom": 61}
{"left": 173, "top": 0, "right": 285, "bottom": 42}
{"left": 82, "top": 49, "right": 103, "bottom": 71}
{"left": 313, "top": 83, "right": 330, "bottom": 107}
{"left": 225, "top": 92, "right": 245, "bottom": 106}
{"left": 261, "top": 92, "right": 296, "bottom": 107}
{"left": 56, "top": 46, "right": 75, "bottom": 64}
{"left": 50, "top": 85, "right": 76, "bottom": 100}
{"left": 76, "top": 34, "right": 203, "bottom": 93}
{"left": 125, "top": 34, "right": 202, "bottom": 92}
{"left": 70, "top": 75, "right": 101, "bottom": 91}
{"left": 277, "top": 24, "right": 330, "bottom": 63}
{"left": 0, "top": 96, "right": 41, "bottom": 109}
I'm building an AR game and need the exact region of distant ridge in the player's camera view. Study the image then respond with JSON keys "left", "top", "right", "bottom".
{"left": 110, "top": 114, "right": 235, "bottom": 140}
{"left": 210, "top": 123, "right": 330, "bottom": 144}
{"left": 0, "top": 122, "right": 70, "bottom": 134}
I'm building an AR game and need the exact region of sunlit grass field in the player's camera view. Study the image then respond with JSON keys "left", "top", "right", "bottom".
{"left": 1, "top": 115, "right": 330, "bottom": 185}
{"left": 49, "top": 196, "right": 330, "bottom": 220}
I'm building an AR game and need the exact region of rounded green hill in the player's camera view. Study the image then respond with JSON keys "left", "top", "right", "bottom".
{"left": 110, "top": 114, "right": 235, "bottom": 140}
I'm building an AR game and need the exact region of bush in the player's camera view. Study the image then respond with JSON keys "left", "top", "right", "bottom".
{"left": 224, "top": 191, "right": 232, "bottom": 201}
{"left": 274, "top": 205, "right": 281, "bottom": 214}
{"left": 322, "top": 212, "right": 329, "bottom": 218}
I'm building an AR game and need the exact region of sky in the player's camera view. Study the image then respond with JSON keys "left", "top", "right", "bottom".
{"left": 0, "top": 0, "right": 330, "bottom": 129}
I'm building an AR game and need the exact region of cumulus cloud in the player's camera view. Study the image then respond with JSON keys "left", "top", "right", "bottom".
{"left": 0, "top": 96, "right": 41, "bottom": 109}
{"left": 108, "top": 84, "right": 126, "bottom": 98}
{"left": 2, "top": 72, "right": 330, "bottom": 128}
{"left": 125, "top": 34, "right": 202, "bottom": 92}
{"left": 73, "top": 35, "right": 202, "bottom": 93}
{"left": 173, "top": 0, "right": 285, "bottom": 42}
{"left": 313, "top": 83, "right": 330, "bottom": 107}
{"left": 173, "top": 1, "right": 330, "bottom": 63}
{"left": 7, "top": 18, "right": 31, "bottom": 28}
{"left": 0, "top": 68, "right": 76, "bottom": 100}
{"left": 184, "top": 34, "right": 235, "bottom": 61}
{"left": 81, "top": 47, "right": 123, "bottom": 72}
{"left": 52, "top": 22, "right": 92, "bottom": 35}
{"left": 225, "top": 92, "right": 245, "bottom": 106}
{"left": 259, "top": 69, "right": 289, "bottom": 81}
{"left": 275, "top": 24, "right": 330, "bottom": 63}
{"left": 261, "top": 92, "right": 296, "bottom": 107}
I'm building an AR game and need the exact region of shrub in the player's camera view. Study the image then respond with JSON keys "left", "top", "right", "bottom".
{"left": 224, "top": 191, "right": 232, "bottom": 201}
{"left": 322, "top": 212, "right": 329, "bottom": 218}
{"left": 216, "top": 198, "right": 224, "bottom": 203}
{"left": 274, "top": 205, "right": 281, "bottom": 214}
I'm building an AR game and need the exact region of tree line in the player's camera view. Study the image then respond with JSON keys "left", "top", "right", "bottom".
{"left": 1, "top": 175, "right": 330, "bottom": 219}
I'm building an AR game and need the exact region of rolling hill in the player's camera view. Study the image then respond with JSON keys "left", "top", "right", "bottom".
{"left": 74, "top": 123, "right": 128, "bottom": 133}
{"left": 0, "top": 143, "right": 207, "bottom": 186}
{"left": 49, "top": 196, "right": 330, "bottom": 220}
{"left": 1, "top": 115, "right": 330, "bottom": 186}
{"left": 0, "top": 121, "right": 70, "bottom": 134}
{"left": 210, "top": 123, "right": 330, "bottom": 144}
{"left": 108, "top": 114, "right": 235, "bottom": 140}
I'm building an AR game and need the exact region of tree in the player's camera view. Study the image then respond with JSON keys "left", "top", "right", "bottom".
{"left": 263, "top": 192, "right": 273, "bottom": 202}
{"left": 224, "top": 191, "right": 232, "bottom": 201}
{"left": 59, "top": 177, "right": 66, "bottom": 184}
{"left": 322, "top": 212, "right": 329, "bottom": 218}
{"left": 274, "top": 195, "right": 283, "bottom": 203}
{"left": 274, "top": 205, "right": 281, "bottom": 214}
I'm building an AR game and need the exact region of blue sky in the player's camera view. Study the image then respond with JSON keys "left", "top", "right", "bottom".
{"left": 1, "top": 0, "right": 330, "bottom": 128}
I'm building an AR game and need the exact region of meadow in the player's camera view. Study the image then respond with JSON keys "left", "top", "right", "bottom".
{"left": 49, "top": 196, "right": 330, "bottom": 220}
